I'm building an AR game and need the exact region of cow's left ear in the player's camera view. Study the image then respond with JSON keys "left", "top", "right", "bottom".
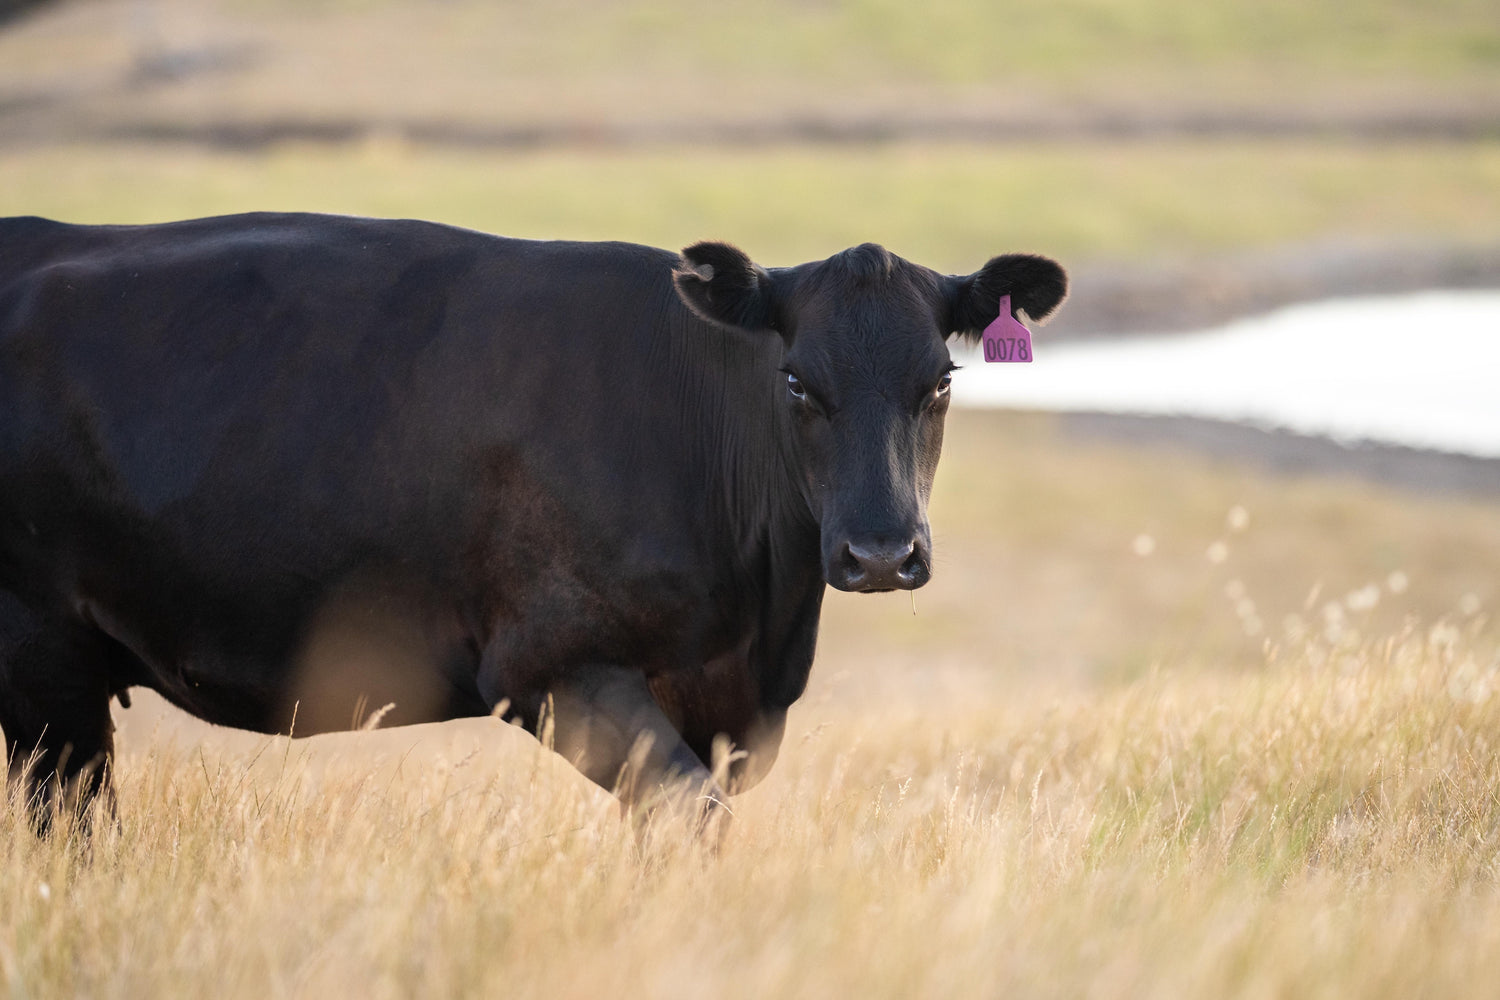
{"left": 944, "top": 253, "right": 1068, "bottom": 343}
{"left": 673, "top": 241, "right": 779, "bottom": 333}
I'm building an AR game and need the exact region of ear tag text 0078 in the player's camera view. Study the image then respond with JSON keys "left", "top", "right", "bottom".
{"left": 981, "top": 294, "right": 1033, "bottom": 363}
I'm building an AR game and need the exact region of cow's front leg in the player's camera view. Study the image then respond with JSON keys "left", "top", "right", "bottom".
{"left": 543, "top": 665, "right": 729, "bottom": 828}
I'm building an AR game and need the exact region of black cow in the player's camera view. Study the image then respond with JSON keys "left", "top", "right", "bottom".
{"left": 0, "top": 212, "right": 1065, "bottom": 830}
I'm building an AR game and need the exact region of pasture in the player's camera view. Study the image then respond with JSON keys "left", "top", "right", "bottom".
{"left": 5, "top": 411, "right": 1499, "bottom": 998}
{"left": 5, "top": 0, "right": 1500, "bottom": 994}
{"left": 2, "top": 0, "right": 1496, "bottom": 130}
{"left": 3, "top": 140, "right": 1499, "bottom": 275}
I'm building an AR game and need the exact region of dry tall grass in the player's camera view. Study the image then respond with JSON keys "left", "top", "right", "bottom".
{"left": 4, "top": 610, "right": 1498, "bottom": 998}
{"left": 4, "top": 412, "right": 1499, "bottom": 998}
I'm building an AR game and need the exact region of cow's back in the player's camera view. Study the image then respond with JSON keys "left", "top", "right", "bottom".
{"left": 0, "top": 213, "right": 697, "bottom": 560}
{"left": 0, "top": 213, "right": 752, "bottom": 730}
{"left": 0, "top": 214, "right": 527, "bottom": 587}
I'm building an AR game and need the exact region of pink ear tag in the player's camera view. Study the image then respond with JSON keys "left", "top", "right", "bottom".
{"left": 981, "top": 294, "right": 1033, "bottom": 363}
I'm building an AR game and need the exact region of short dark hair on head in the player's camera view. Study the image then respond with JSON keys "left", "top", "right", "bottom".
{"left": 827, "top": 243, "right": 895, "bottom": 285}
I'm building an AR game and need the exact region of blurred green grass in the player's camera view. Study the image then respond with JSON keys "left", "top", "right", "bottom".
{"left": 5, "top": 0, "right": 1496, "bottom": 271}
{"left": 3, "top": 139, "right": 1498, "bottom": 269}
{"left": 287, "top": 0, "right": 1500, "bottom": 91}
{"left": 2, "top": 0, "right": 1496, "bottom": 130}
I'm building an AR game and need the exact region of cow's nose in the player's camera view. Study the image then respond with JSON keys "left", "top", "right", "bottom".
{"left": 836, "top": 537, "right": 929, "bottom": 592}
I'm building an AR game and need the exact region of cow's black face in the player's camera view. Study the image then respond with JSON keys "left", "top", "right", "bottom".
{"left": 673, "top": 241, "right": 1067, "bottom": 593}
{"left": 772, "top": 247, "right": 954, "bottom": 592}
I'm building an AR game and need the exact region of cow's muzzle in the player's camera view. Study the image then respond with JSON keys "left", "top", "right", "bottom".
{"left": 828, "top": 536, "right": 931, "bottom": 592}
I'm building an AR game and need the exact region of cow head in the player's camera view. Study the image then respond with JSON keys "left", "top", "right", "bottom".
{"left": 674, "top": 242, "right": 1066, "bottom": 593}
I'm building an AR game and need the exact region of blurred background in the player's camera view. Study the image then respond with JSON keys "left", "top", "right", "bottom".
{"left": 3, "top": 0, "right": 1496, "bottom": 288}
{"left": 1, "top": 0, "right": 1496, "bottom": 715}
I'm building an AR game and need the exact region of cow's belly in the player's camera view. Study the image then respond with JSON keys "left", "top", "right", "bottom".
{"left": 144, "top": 637, "right": 487, "bottom": 738}
{"left": 15, "top": 521, "right": 489, "bottom": 737}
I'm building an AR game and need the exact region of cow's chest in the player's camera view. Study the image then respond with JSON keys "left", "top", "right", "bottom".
{"left": 646, "top": 633, "right": 785, "bottom": 788}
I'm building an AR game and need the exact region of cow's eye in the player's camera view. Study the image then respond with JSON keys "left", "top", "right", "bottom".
{"left": 786, "top": 372, "right": 807, "bottom": 401}
{"left": 936, "top": 371, "right": 953, "bottom": 395}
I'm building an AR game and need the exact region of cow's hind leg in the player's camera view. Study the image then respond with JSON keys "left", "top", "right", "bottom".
{"left": 0, "top": 595, "right": 117, "bottom": 835}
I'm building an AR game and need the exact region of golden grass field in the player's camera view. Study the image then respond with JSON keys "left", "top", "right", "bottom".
{"left": 4, "top": 411, "right": 1499, "bottom": 999}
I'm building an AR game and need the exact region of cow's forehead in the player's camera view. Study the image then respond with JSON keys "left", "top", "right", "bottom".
{"left": 782, "top": 245, "right": 948, "bottom": 370}
{"left": 793, "top": 244, "right": 935, "bottom": 304}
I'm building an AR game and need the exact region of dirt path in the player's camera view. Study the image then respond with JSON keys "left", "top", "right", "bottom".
{"left": 5, "top": 100, "right": 1500, "bottom": 152}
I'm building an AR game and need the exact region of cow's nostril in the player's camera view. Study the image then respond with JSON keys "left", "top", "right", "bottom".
{"left": 847, "top": 539, "right": 915, "bottom": 577}
{"left": 832, "top": 537, "right": 927, "bottom": 591}
{"left": 837, "top": 542, "right": 864, "bottom": 578}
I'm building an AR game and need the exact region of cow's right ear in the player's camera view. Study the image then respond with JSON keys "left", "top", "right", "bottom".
{"left": 673, "top": 241, "right": 779, "bottom": 333}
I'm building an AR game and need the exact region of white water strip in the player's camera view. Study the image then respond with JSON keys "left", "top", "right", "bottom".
{"left": 954, "top": 291, "right": 1500, "bottom": 459}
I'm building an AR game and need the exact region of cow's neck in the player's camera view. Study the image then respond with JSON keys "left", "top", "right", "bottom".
{"left": 710, "top": 330, "right": 825, "bottom": 712}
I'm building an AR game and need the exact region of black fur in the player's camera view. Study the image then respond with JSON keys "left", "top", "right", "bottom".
{"left": 826, "top": 243, "right": 896, "bottom": 285}
{"left": 946, "top": 253, "right": 1069, "bottom": 342}
{"left": 0, "top": 213, "right": 1065, "bottom": 830}
{"left": 672, "top": 241, "right": 778, "bottom": 332}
